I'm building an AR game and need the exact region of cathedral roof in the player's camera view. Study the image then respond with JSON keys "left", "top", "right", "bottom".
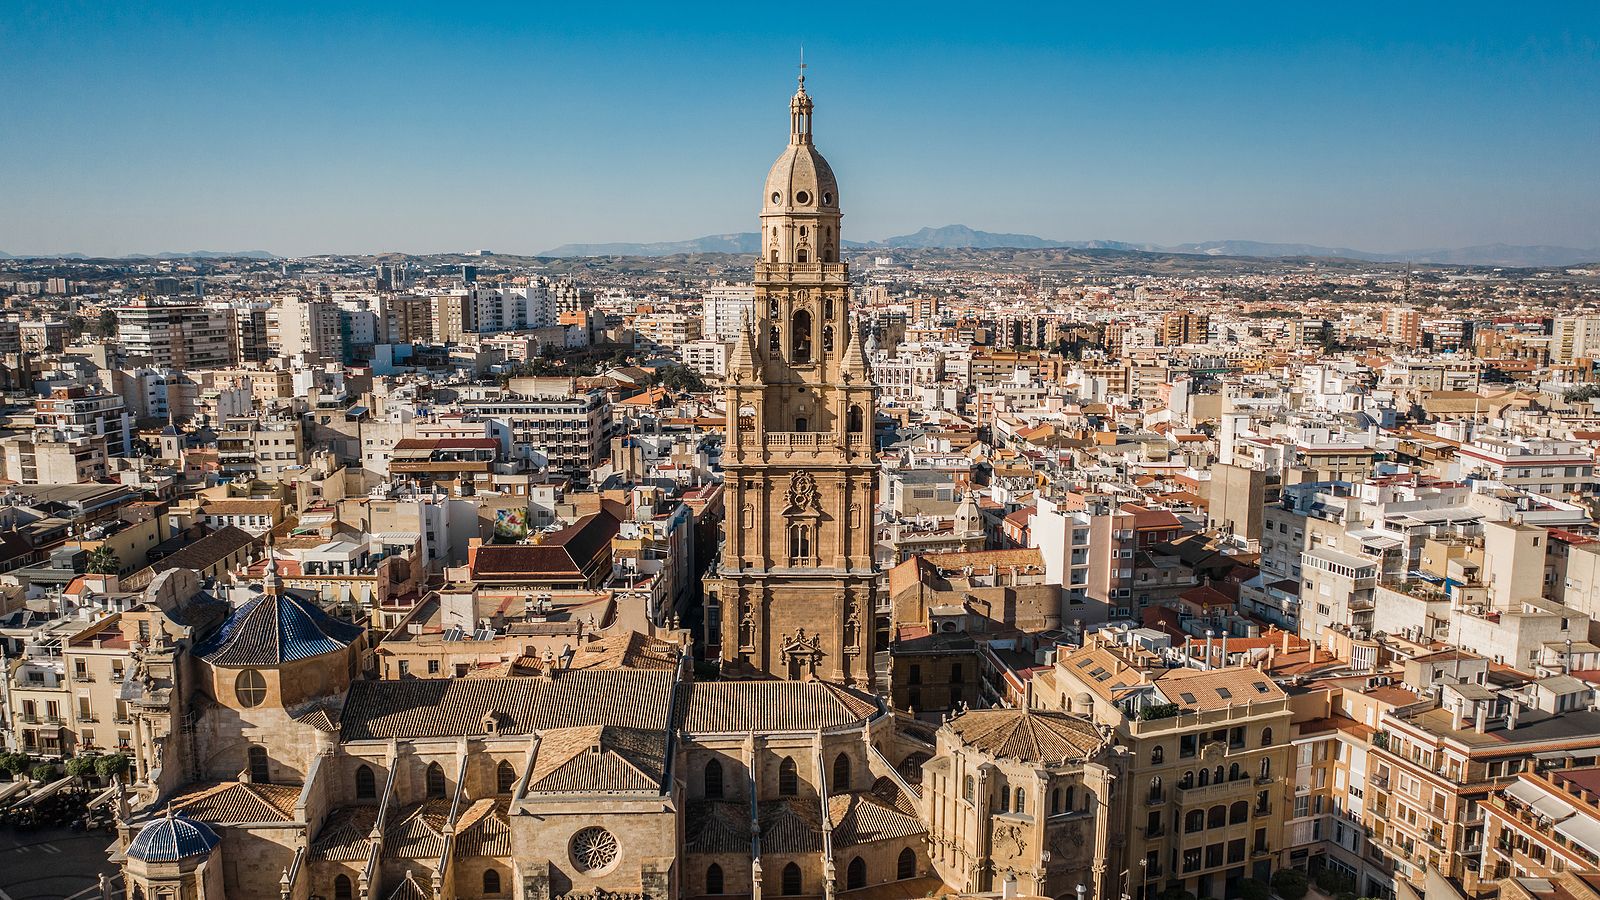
{"left": 528, "top": 725, "right": 667, "bottom": 794}
{"left": 685, "top": 800, "right": 752, "bottom": 854}
{"left": 763, "top": 77, "right": 839, "bottom": 214}
{"left": 454, "top": 799, "right": 512, "bottom": 858}
{"left": 828, "top": 791, "right": 927, "bottom": 849}
{"left": 945, "top": 708, "right": 1107, "bottom": 764}
{"left": 679, "top": 680, "right": 881, "bottom": 733}
{"left": 168, "top": 780, "right": 300, "bottom": 824}
{"left": 386, "top": 871, "right": 430, "bottom": 900}
{"left": 126, "top": 813, "right": 221, "bottom": 862}
{"left": 193, "top": 588, "right": 363, "bottom": 667}
{"left": 311, "top": 805, "right": 377, "bottom": 861}
{"left": 759, "top": 798, "right": 824, "bottom": 855}
{"left": 385, "top": 799, "right": 451, "bottom": 859}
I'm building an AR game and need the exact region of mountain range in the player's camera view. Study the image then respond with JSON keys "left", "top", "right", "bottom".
{"left": 540, "top": 225, "right": 1600, "bottom": 267}
{"left": 0, "top": 249, "right": 277, "bottom": 260}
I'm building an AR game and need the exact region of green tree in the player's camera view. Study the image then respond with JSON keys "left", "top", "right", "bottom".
{"left": 30, "top": 762, "right": 60, "bottom": 782}
{"left": 65, "top": 755, "right": 99, "bottom": 781}
{"left": 656, "top": 364, "right": 707, "bottom": 394}
{"left": 1272, "top": 869, "right": 1310, "bottom": 900}
{"left": 0, "top": 752, "right": 29, "bottom": 778}
{"left": 1237, "top": 881, "right": 1270, "bottom": 900}
{"left": 86, "top": 546, "right": 121, "bottom": 575}
{"left": 95, "top": 309, "right": 119, "bottom": 339}
{"left": 95, "top": 753, "right": 131, "bottom": 782}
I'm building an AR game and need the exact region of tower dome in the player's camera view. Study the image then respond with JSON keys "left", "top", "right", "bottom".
{"left": 126, "top": 813, "right": 221, "bottom": 863}
{"left": 762, "top": 74, "right": 840, "bottom": 216}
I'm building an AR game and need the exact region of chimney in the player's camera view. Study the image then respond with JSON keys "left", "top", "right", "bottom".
{"left": 1507, "top": 700, "right": 1521, "bottom": 731}
{"left": 1206, "top": 630, "right": 1215, "bottom": 670}
{"left": 1309, "top": 640, "right": 1319, "bottom": 665}
{"left": 1475, "top": 704, "right": 1488, "bottom": 734}
{"left": 1220, "top": 633, "right": 1229, "bottom": 667}
{"left": 1282, "top": 630, "right": 1292, "bottom": 654}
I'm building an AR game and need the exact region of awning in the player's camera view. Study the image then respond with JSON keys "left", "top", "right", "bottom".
{"left": 1504, "top": 780, "right": 1547, "bottom": 806}
{"left": 86, "top": 784, "right": 119, "bottom": 811}
{"left": 20, "top": 776, "right": 73, "bottom": 806}
{"left": 1531, "top": 794, "right": 1577, "bottom": 821}
{"left": 1557, "top": 815, "right": 1600, "bottom": 855}
{"left": 1534, "top": 750, "right": 1577, "bottom": 761}
{"left": 0, "top": 780, "right": 28, "bottom": 805}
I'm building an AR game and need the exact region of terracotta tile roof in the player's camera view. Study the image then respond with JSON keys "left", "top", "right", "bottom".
{"left": 945, "top": 709, "right": 1105, "bottom": 763}
{"left": 1152, "top": 666, "right": 1285, "bottom": 710}
{"left": 170, "top": 781, "right": 300, "bottom": 824}
{"left": 386, "top": 871, "right": 430, "bottom": 900}
{"left": 760, "top": 799, "right": 823, "bottom": 854}
{"left": 311, "top": 805, "right": 377, "bottom": 861}
{"left": 454, "top": 799, "right": 511, "bottom": 858}
{"left": 385, "top": 799, "right": 451, "bottom": 859}
{"left": 680, "top": 681, "right": 879, "bottom": 733}
{"left": 528, "top": 725, "right": 667, "bottom": 794}
{"left": 469, "top": 510, "right": 620, "bottom": 580}
{"left": 828, "top": 792, "right": 926, "bottom": 848}
{"left": 146, "top": 525, "right": 256, "bottom": 575}
{"left": 685, "top": 800, "right": 751, "bottom": 854}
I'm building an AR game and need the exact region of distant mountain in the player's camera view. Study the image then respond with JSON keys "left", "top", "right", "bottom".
{"left": 1163, "top": 240, "right": 1386, "bottom": 260}
{"left": 140, "top": 250, "right": 278, "bottom": 260}
{"left": 877, "top": 224, "right": 1067, "bottom": 250}
{"left": 540, "top": 233, "right": 762, "bottom": 257}
{"left": 1396, "top": 244, "right": 1600, "bottom": 268}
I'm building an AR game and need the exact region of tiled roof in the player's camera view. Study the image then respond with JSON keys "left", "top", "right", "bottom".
{"left": 528, "top": 725, "right": 667, "bottom": 794}
{"left": 759, "top": 799, "right": 823, "bottom": 855}
{"left": 126, "top": 814, "right": 221, "bottom": 862}
{"left": 828, "top": 792, "right": 926, "bottom": 848}
{"left": 681, "top": 681, "right": 879, "bottom": 733}
{"left": 193, "top": 589, "right": 363, "bottom": 666}
{"left": 469, "top": 511, "right": 620, "bottom": 579}
{"left": 385, "top": 800, "right": 451, "bottom": 859}
{"left": 386, "top": 871, "right": 430, "bottom": 900}
{"left": 455, "top": 800, "right": 511, "bottom": 859}
{"left": 946, "top": 709, "right": 1106, "bottom": 763}
{"left": 339, "top": 669, "right": 676, "bottom": 742}
{"left": 170, "top": 781, "right": 300, "bottom": 824}
{"left": 311, "top": 805, "right": 377, "bottom": 861}
{"left": 291, "top": 702, "right": 342, "bottom": 733}
{"left": 147, "top": 525, "right": 256, "bottom": 575}
{"left": 685, "top": 801, "right": 751, "bottom": 854}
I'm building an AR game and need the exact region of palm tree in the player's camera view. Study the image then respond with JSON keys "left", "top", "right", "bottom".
{"left": 86, "top": 546, "right": 120, "bottom": 575}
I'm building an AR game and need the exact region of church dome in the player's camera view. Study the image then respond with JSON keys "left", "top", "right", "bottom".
{"left": 127, "top": 813, "right": 221, "bottom": 862}
{"left": 763, "top": 76, "right": 839, "bottom": 215}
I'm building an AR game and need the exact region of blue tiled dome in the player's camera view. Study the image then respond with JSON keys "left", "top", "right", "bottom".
{"left": 127, "top": 814, "right": 221, "bottom": 862}
{"left": 193, "top": 590, "right": 363, "bottom": 667}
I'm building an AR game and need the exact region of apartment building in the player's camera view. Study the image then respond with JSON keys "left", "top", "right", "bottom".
{"left": 35, "top": 386, "right": 133, "bottom": 457}
{"left": 215, "top": 418, "right": 307, "bottom": 482}
{"left": 1456, "top": 435, "right": 1598, "bottom": 498}
{"left": 117, "top": 302, "right": 239, "bottom": 370}
{"left": 462, "top": 378, "right": 609, "bottom": 485}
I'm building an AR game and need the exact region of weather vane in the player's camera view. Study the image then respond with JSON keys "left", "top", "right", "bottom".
{"left": 798, "top": 46, "right": 806, "bottom": 86}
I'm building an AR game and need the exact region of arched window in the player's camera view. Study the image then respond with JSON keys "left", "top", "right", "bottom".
{"left": 832, "top": 753, "right": 851, "bottom": 792}
{"left": 355, "top": 764, "right": 376, "bottom": 799}
{"left": 426, "top": 762, "right": 446, "bottom": 798}
{"left": 483, "top": 869, "right": 501, "bottom": 895}
{"left": 334, "top": 875, "right": 352, "bottom": 900}
{"left": 1214, "top": 765, "right": 1225, "bottom": 783}
{"left": 1147, "top": 776, "right": 1162, "bottom": 802}
{"left": 1196, "top": 768, "right": 1209, "bottom": 787}
{"left": 788, "top": 524, "right": 812, "bottom": 565}
{"left": 824, "top": 247, "right": 834, "bottom": 263}
{"left": 770, "top": 325, "right": 781, "bottom": 353}
{"left": 822, "top": 325, "right": 835, "bottom": 354}
{"left": 133, "top": 888, "right": 145, "bottom": 900}
{"left": 1065, "top": 786, "right": 1077, "bottom": 811}
{"left": 1261, "top": 727, "right": 1274, "bottom": 747}
{"left": 782, "top": 862, "right": 802, "bottom": 896}
{"left": 497, "top": 760, "right": 517, "bottom": 795}
{"left": 1185, "top": 810, "right": 1205, "bottom": 833}
{"left": 1229, "top": 762, "right": 1241, "bottom": 782}
{"left": 248, "top": 745, "right": 269, "bottom": 784}
{"left": 898, "top": 847, "right": 916, "bottom": 880}
{"left": 848, "top": 405, "right": 864, "bottom": 434}
{"left": 779, "top": 757, "right": 798, "bottom": 797}
{"left": 1151, "top": 745, "right": 1164, "bottom": 764}
{"left": 706, "top": 758, "right": 725, "bottom": 799}
{"left": 1208, "top": 804, "right": 1227, "bottom": 828}
{"left": 1260, "top": 758, "right": 1271, "bottom": 780}
{"left": 706, "top": 863, "right": 724, "bottom": 895}
{"left": 1051, "top": 788, "right": 1061, "bottom": 814}
{"left": 792, "top": 309, "right": 812, "bottom": 363}
{"left": 963, "top": 775, "right": 975, "bottom": 802}
{"left": 794, "top": 416, "right": 809, "bottom": 432}
{"left": 1014, "top": 788, "right": 1025, "bottom": 814}
{"left": 998, "top": 786, "right": 1009, "bottom": 813}
{"left": 235, "top": 669, "right": 267, "bottom": 708}
{"left": 847, "top": 856, "right": 866, "bottom": 890}
{"left": 1230, "top": 800, "right": 1249, "bottom": 824}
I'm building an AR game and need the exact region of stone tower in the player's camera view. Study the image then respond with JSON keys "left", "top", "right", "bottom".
{"left": 708, "top": 73, "right": 877, "bottom": 687}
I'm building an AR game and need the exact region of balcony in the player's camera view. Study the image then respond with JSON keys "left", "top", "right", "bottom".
{"left": 1177, "top": 779, "right": 1257, "bottom": 804}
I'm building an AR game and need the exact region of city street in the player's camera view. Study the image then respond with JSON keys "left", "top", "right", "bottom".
{"left": 0, "top": 827, "right": 119, "bottom": 900}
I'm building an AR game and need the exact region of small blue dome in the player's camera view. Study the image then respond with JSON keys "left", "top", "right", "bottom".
{"left": 127, "top": 814, "right": 221, "bottom": 862}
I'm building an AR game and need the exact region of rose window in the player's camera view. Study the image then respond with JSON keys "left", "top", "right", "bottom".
{"left": 570, "top": 826, "right": 619, "bottom": 874}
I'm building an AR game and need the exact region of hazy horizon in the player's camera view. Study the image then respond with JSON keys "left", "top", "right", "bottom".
{"left": 3, "top": 2, "right": 1597, "bottom": 258}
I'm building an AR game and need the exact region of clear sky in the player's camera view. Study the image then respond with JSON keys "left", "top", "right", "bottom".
{"left": 3, "top": 1, "right": 1598, "bottom": 257}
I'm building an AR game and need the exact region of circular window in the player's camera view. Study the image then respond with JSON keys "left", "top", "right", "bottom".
{"left": 571, "top": 826, "right": 619, "bottom": 874}
{"left": 235, "top": 669, "right": 267, "bottom": 708}
{"left": 770, "top": 191, "right": 781, "bottom": 204}
{"left": 822, "top": 192, "right": 833, "bottom": 206}
{"left": 795, "top": 190, "right": 811, "bottom": 205}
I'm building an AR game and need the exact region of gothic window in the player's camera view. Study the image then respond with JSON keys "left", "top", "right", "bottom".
{"left": 706, "top": 864, "right": 724, "bottom": 895}
{"left": 848, "top": 405, "right": 864, "bottom": 433}
{"left": 355, "top": 764, "right": 376, "bottom": 799}
{"left": 497, "top": 760, "right": 517, "bottom": 795}
{"left": 705, "top": 758, "right": 725, "bottom": 799}
{"left": 822, "top": 325, "right": 834, "bottom": 354}
{"left": 248, "top": 745, "right": 269, "bottom": 784}
{"left": 788, "top": 524, "right": 812, "bottom": 565}
{"left": 898, "top": 847, "right": 916, "bottom": 880}
{"left": 832, "top": 753, "right": 851, "bottom": 792}
{"left": 570, "top": 827, "right": 619, "bottom": 874}
{"left": 235, "top": 669, "right": 266, "bottom": 708}
{"left": 1065, "top": 786, "right": 1077, "bottom": 811}
{"left": 1051, "top": 788, "right": 1061, "bottom": 814}
{"left": 847, "top": 856, "right": 867, "bottom": 890}
{"left": 781, "top": 862, "right": 803, "bottom": 896}
{"left": 483, "top": 870, "right": 501, "bottom": 895}
{"left": 426, "top": 762, "right": 446, "bottom": 798}
{"left": 792, "top": 309, "right": 812, "bottom": 362}
{"left": 779, "top": 756, "right": 799, "bottom": 796}
{"left": 334, "top": 876, "right": 353, "bottom": 900}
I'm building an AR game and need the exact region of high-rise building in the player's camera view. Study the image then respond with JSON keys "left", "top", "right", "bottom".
{"left": 707, "top": 75, "right": 878, "bottom": 687}
{"left": 116, "top": 302, "right": 239, "bottom": 370}
{"left": 701, "top": 282, "right": 757, "bottom": 342}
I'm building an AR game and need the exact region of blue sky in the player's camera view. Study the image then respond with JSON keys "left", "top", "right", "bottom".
{"left": 2, "top": 1, "right": 1597, "bottom": 256}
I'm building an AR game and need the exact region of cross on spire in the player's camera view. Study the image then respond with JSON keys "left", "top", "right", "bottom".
{"left": 798, "top": 46, "right": 806, "bottom": 88}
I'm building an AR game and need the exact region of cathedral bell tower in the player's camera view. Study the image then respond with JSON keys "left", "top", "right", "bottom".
{"left": 707, "top": 72, "right": 877, "bottom": 687}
